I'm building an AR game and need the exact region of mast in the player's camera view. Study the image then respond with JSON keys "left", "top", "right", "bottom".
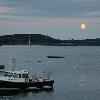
{"left": 29, "top": 33, "right": 31, "bottom": 46}
{"left": 12, "top": 59, "right": 16, "bottom": 71}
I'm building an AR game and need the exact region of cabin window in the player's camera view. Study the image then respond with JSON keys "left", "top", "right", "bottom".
{"left": 22, "top": 74, "right": 28, "bottom": 78}
{"left": 14, "top": 73, "right": 18, "bottom": 78}
{"left": 22, "top": 74, "right": 26, "bottom": 78}
{"left": 18, "top": 74, "right": 21, "bottom": 78}
{"left": 26, "top": 74, "right": 28, "bottom": 78}
{"left": 4, "top": 72, "right": 9, "bottom": 77}
{"left": 8, "top": 73, "right": 13, "bottom": 77}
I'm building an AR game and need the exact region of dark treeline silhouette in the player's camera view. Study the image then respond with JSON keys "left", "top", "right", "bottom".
{"left": 0, "top": 34, "right": 100, "bottom": 46}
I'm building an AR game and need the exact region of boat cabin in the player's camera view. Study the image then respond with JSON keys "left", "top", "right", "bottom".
{"left": 0, "top": 70, "right": 29, "bottom": 82}
{"left": 4, "top": 70, "right": 29, "bottom": 78}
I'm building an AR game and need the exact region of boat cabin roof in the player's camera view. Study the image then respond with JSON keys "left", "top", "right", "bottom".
{"left": 5, "top": 70, "right": 29, "bottom": 74}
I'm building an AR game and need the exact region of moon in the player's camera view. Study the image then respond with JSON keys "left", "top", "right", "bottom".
{"left": 81, "top": 24, "right": 86, "bottom": 29}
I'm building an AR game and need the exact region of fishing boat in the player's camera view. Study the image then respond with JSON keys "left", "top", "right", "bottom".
{"left": 0, "top": 59, "right": 54, "bottom": 90}
{"left": 0, "top": 70, "right": 54, "bottom": 90}
{"left": 0, "top": 65, "right": 6, "bottom": 72}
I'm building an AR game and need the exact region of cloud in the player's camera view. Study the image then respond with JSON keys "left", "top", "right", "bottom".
{"left": 84, "top": 11, "right": 100, "bottom": 18}
{"left": 0, "top": 7, "right": 13, "bottom": 13}
{"left": 0, "top": 0, "right": 100, "bottom": 29}
{"left": 0, "top": 0, "right": 100, "bottom": 40}
{"left": 0, "top": 0, "right": 100, "bottom": 25}
{"left": 0, "top": 0, "right": 100, "bottom": 19}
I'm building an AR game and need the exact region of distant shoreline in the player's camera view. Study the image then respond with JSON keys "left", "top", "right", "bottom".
{"left": 0, "top": 34, "right": 100, "bottom": 46}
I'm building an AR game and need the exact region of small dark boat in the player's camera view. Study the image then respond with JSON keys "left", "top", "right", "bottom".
{"left": 0, "top": 65, "right": 6, "bottom": 72}
{"left": 47, "top": 56, "right": 65, "bottom": 58}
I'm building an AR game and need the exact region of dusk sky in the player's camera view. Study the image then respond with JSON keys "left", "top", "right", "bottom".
{"left": 0, "top": 0, "right": 100, "bottom": 40}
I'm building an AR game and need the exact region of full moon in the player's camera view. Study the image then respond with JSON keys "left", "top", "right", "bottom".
{"left": 81, "top": 24, "right": 86, "bottom": 29}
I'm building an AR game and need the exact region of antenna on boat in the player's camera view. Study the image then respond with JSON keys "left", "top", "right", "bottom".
{"left": 12, "top": 59, "right": 16, "bottom": 71}
{"left": 49, "top": 70, "right": 53, "bottom": 74}
{"left": 10, "top": 54, "right": 11, "bottom": 70}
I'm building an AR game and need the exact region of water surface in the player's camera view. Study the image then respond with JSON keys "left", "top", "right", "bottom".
{"left": 0, "top": 45, "right": 100, "bottom": 100}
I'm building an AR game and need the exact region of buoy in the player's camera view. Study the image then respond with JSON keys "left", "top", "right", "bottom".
{"left": 25, "top": 78, "right": 28, "bottom": 82}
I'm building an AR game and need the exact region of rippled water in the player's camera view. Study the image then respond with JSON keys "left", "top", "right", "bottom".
{"left": 0, "top": 45, "right": 100, "bottom": 100}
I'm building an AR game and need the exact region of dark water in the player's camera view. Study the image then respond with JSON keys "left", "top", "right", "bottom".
{"left": 0, "top": 45, "right": 100, "bottom": 100}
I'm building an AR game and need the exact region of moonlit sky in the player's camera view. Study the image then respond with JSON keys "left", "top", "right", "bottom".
{"left": 0, "top": 0, "right": 100, "bottom": 40}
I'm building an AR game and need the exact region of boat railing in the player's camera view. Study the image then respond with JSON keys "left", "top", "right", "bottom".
{"left": 43, "top": 70, "right": 49, "bottom": 79}
{"left": 43, "top": 70, "right": 53, "bottom": 80}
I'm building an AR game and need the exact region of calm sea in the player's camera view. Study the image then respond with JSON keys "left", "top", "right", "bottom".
{"left": 0, "top": 45, "right": 100, "bottom": 100}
